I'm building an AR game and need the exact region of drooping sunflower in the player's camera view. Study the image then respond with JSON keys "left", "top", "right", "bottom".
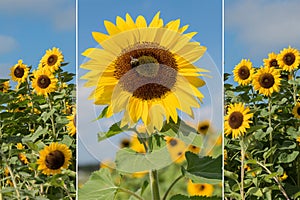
{"left": 81, "top": 12, "right": 207, "bottom": 133}
{"left": 233, "top": 59, "right": 254, "bottom": 86}
{"left": 277, "top": 46, "right": 300, "bottom": 72}
{"left": 0, "top": 81, "right": 9, "bottom": 93}
{"left": 263, "top": 52, "right": 279, "bottom": 68}
{"left": 66, "top": 108, "right": 76, "bottom": 136}
{"left": 252, "top": 66, "right": 281, "bottom": 96}
{"left": 187, "top": 180, "right": 214, "bottom": 197}
{"left": 37, "top": 143, "right": 72, "bottom": 175}
{"left": 197, "top": 120, "right": 210, "bottom": 135}
{"left": 31, "top": 69, "right": 58, "bottom": 96}
{"left": 39, "top": 47, "right": 64, "bottom": 72}
{"left": 224, "top": 103, "right": 253, "bottom": 139}
{"left": 10, "top": 60, "right": 30, "bottom": 83}
{"left": 292, "top": 103, "right": 300, "bottom": 119}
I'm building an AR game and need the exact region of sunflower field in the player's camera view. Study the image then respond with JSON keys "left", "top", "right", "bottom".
{"left": 224, "top": 46, "right": 300, "bottom": 199}
{"left": 0, "top": 48, "right": 76, "bottom": 200}
{"left": 78, "top": 12, "right": 222, "bottom": 200}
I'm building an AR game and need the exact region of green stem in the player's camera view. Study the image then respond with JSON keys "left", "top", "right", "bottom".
{"left": 256, "top": 161, "right": 290, "bottom": 200}
{"left": 47, "top": 96, "right": 56, "bottom": 140}
{"left": 118, "top": 187, "right": 144, "bottom": 200}
{"left": 4, "top": 161, "right": 21, "bottom": 200}
{"left": 240, "top": 136, "right": 245, "bottom": 200}
{"left": 150, "top": 169, "right": 160, "bottom": 200}
{"left": 162, "top": 175, "right": 184, "bottom": 200}
{"left": 268, "top": 97, "right": 273, "bottom": 165}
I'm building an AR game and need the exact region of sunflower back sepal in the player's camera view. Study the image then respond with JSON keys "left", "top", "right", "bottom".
{"left": 170, "top": 194, "right": 222, "bottom": 200}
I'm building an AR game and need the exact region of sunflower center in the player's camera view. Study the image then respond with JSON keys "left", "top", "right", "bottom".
{"left": 199, "top": 184, "right": 205, "bottom": 191}
{"left": 45, "top": 150, "right": 65, "bottom": 170}
{"left": 283, "top": 53, "right": 295, "bottom": 66}
{"left": 228, "top": 111, "right": 244, "bottom": 129}
{"left": 121, "top": 139, "right": 130, "bottom": 148}
{"left": 115, "top": 43, "right": 178, "bottom": 100}
{"left": 259, "top": 73, "right": 275, "bottom": 89}
{"left": 169, "top": 139, "right": 178, "bottom": 147}
{"left": 14, "top": 66, "right": 25, "bottom": 78}
{"left": 47, "top": 55, "right": 58, "bottom": 66}
{"left": 270, "top": 59, "right": 278, "bottom": 67}
{"left": 238, "top": 66, "right": 250, "bottom": 80}
{"left": 200, "top": 125, "right": 209, "bottom": 131}
{"left": 37, "top": 75, "right": 51, "bottom": 89}
{"left": 297, "top": 107, "right": 300, "bottom": 115}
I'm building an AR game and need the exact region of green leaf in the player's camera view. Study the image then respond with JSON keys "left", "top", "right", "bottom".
{"left": 278, "top": 151, "right": 299, "bottom": 163}
{"left": 184, "top": 152, "right": 222, "bottom": 184}
{"left": 115, "top": 147, "right": 172, "bottom": 172}
{"left": 94, "top": 106, "right": 109, "bottom": 121}
{"left": 224, "top": 170, "right": 238, "bottom": 181}
{"left": 246, "top": 187, "right": 263, "bottom": 197}
{"left": 263, "top": 145, "right": 277, "bottom": 160}
{"left": 78, "top": 168, "right": 118, "bottom": 200}
{"left": 41, "top": 109, "right": 55, "bottom": 122}
{"left": 170, "top": 194, "right": 221, "bottom": 200}
{"left": 98, "top": 122, "right": 126, "bottom": 141}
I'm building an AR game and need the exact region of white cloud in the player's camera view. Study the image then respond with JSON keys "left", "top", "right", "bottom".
{"left": 0, "top": 0, "right": 75, "bottom": 31}
{"left": 226, "top": 0, "right": 300, "bottom": 55}
{"left": 0, "top": 35, "right": 18, "bottom": 54}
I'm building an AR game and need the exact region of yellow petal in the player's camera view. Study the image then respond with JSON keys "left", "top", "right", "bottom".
{"left": 104, "top": 20, "right": 120, "bottom": 35}
{"left": 136, "top": 15, "right": 147, "bottom": 27}
{"left": 92, "top": 32, "right": 109, "bottom": 44}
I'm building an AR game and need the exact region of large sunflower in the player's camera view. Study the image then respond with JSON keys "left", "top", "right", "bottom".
{"left": 81, "top": 12, "right": 207, "bottom": 133}
{"left": 39, "top": 47, "right": 64, "bottom": 72}
{"left": 10, "top": 59, "right": 30, "bottom": 83}
{"left": 31, "top": 69, "right": 58, "bottom": 96}
{"left": 233, "top": 59, "right": 254, "bottom": 85}
{"left": 263, "top": 52, "right": 279, "bottom": 68}
{"left": 277, "top": 46, "right": 300, "bottom": 72}
{"left": 187, "top": 180, "right": 214, "bottom": 197}
{"left": 292, "top": 103, "right": 300, "bottom": 119}
{"left": 252, "top": 66, "right": 281, "bottom": 96}
{"left": 224, "top": 103, "right": 253, "bottom": 139}
{"left": 37, "top": 143, "right": 72, "bottom": 175}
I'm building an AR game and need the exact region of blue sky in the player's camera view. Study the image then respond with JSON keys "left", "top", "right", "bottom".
{"left": 78, "top": 0, "right": 222, "bottom": 165}
{"left": 225, "top": 0, "right": 300, "bottom": 77}
{"left": 0, "top": 0, "right": 76, "bottom": 79}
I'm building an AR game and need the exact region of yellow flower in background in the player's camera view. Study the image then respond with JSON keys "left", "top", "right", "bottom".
{"left": 233, "top": 59, "right": 254, "bottom": 86}
{"left": 130, "top": 134, "right": 146, "bottom": 153}
{"left": 252, "top": 66, "right": 281, "bottom": 96}
{"left": 120, "top": 138, "right": 131, "bottom": 148}
{"left": 66, "top": 108, "right": 76, "bottom": 136}
{"left": 187, "top": 180, "right": 214, "bottom": 197}
{"left": 81, "top": 12, "right": 207, "bottom": 133}
{"left": 10, "top": 59, "right": 30, "bottom": 83}
{"left": 39, "top": 47, "right": 64, "bottom": 72}
{"left": 263, "top": 52, "right": 279, "bottom": 68}
{"left": 292, "top": 103, "right": 300, "bottom": 119}
{"left": 32, "top": 69, "right": 58, "bottom": 96}
{"left": 297, "top": 136, "right": 300, "bottom": 144}
{"left": 99, "top": 160, "right": 115, "bottom": 172}
{"left": 18, "top": 153, "right": 29, "bottom": 164}
{"left": 277, "top": 46, "right": 300, "bottom": 72}
{"left": 16, "top": 143, "right": 25, "bottom": 150}
{"left": 279, "top": 172, "right": 288, "bottom": 181}
{"left": 197, "top": 120, "right": 210, "bottom": 135}
{"left": 165, "top": 136, "right": 186, "bottom": 163}
{"left": 187, "top": 145, "right": 200, "bottom": 154}
{"left": 0, "top": 81, "right": 9, "bottom": 93}
{"left": 37, "top": 143, "right": 72, "bottom": 175}
{"left": 224, "top": 103, "right": 253, "bottom": 139}
{"left": 224, "top": 149, "right": 227, "bottom": 165}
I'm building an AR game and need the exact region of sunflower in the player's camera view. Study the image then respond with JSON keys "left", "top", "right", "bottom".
{"left": 277, "top": 46, "right": 300, "bottom": 72}
{"left": 31, "top": 69, "right": 58, "bottom": 96}
{"left": 279, "top": 172, "right": 288, "bottom": 181}
{"left": 0, "top": 81, "right": 9, "bottom": 93}
{"left": 187, "top": 145, "right": 200, "bottom": 154}
{"left": 66, "top": 108, "right": 76, "bottom": 136}
{"left": 81, "top": 12, "right": 207, "bottom": 133}
{"left": 165, "top": 136, "right": 187, "bottom": 163}
{"left": 37, "top": 143, "right": 72, "bottom": 175}
{"left": 187, "top": 180, "right": 214, "bottom": 197}
{"left": 16, "top": 143, "right": 25, "bottom": 150}
{"left": 224, "top": 103, "right": 253, "bottom": 139}
{"left": 10, "top": 60, "right": 30, "bottom": 83}
{"left": 39, "top": 47, "right": 64, "bottom": 72}
{"left": 197, "top": 120, "right": 210, "bottom": 135}
{"left": 18, "top": 153, "right": 29, "bottom": 164}
{"left": 130, "top": 134, "right": 146, "bottom": 153}
{"left": 263, "top": 52, "right": 279, "bottom": 68}
{"left": 252, "top": 66, "right": 281, "bottom": 96}
{"left": 292, "top": 103, "right": 300, "bottom": 119}
{"left": 233, "top": 59, "right": 254, "bottom": 86}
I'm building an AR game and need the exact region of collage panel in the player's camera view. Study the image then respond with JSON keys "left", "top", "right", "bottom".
{"left": 78, "top": 0, "right": 222, "bottom": 199}
{"left": 0, "top": 1, "right": 76, "bottom": 199}
{"left": 224, "top": 0, "right": 300, "bottom": 199}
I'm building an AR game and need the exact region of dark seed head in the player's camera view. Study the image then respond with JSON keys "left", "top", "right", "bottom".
{"left": 37, "top": 75, "right": 51, "bottom": 89}
{"left": 259, "top": 73, "right": 275, "bottom": 89}
{"left": 14, "top": 66, "right": 25, "bottom": 78}
{"left": 45, "top": 150, "right": 65, "bottom": 170}
{"left": 47, "top": 55, "right": 58, "bottom": 66}
{"left": 238, "top": 66, "right": 250, "bottom": 80}
{"left": 229, "top": 111, "right": 243, "bottom": 129}
{"left": 169, "top": 138, "right": 178, "bottom": 147}
{"left": 283, "top": 53, "right": 295, "bottom": 66}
